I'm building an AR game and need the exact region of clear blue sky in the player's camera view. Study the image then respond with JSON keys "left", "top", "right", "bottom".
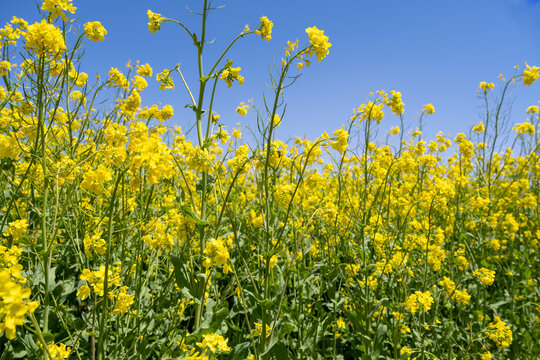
{"left": 2, "top": 0, "right": 540, "bottom": 142}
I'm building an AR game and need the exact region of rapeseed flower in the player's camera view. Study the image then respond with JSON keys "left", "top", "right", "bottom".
{"left": 523, "top": 63, "right": 539, "bottom": 86}
{"left": 24, "top": 20, "right": 66, "bottom": 57}
{"left": 256, "top": 16, "right": 273, "bottom": 41}
{"left": 41, "top": 0, "right": 76, "bottom": 21}
{"left": 305, "top": 26, "right": 331, "bottom": 62}
{"left": 486, "top": 316, "right": 513, "bottom": 348}
{"left": 147, "top": 10, "right": 165, "bottom": 33}
{"left": 84, "top": 21, "right": 107, "bottom": 42}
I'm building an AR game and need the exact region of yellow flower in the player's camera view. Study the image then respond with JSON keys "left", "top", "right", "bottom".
{"left": 108, "top": 67, "right": 128, "bottom": 89}
{"left": 76, "top": 285, "right": 91, "bottom": 300}
{"left": 236, "top": 102, "right": 249, "bottom": 116}
{"left": 272, "top": 114, "right": 281, "bottom": 127}
{"left": 131, "top": 75, "right": 148, "bottom": 90}
{"left": 71, "top": 71, "right": 88, "bottom": 87}
{"left": 113, "top": 291, "right": 135, "bottom": 315}
{"left": 472, "top": 122, "right": 485, "bottom": 134}
{"left": 80, "top": 165, "right": 113, "bottom": 195}
{"left": 486, "top": 316, "right": 513, "bottom": 349}
{"left": 196, "top": 333, "right": 231, "bottom": 353}
{"left": 523, "top": 63, "right": 539, "bottom": 86}
{"left": 220, "top": 67, "right": 244, "bottom": 88}
{"left": 404, "top": 291, "right": 433, "bottom": 314}
{"left": 473, "top": 268, "right": 495, "bottom": 286}
{"left": 136, "top": 63, "right": 153, "bottom": 77}
{"left": 305, "top": 26, "right": 331, "bottom": 62}
{"left": 120, "top": 90, "right": 141, "bottom": 118}
{"left": 388, "top": 91, "right": 404, "bottom": 115}
{"left": 203, "top": 237, "right": 230, "bottom": 273}
{"left": 147, "top": 10, "right": 165, "bottom": 33}
{"left": 526, "top": 105, "right": 539, "bottom": 114}
{"left": 24, "top": 20, "right": 66, "bottom": 57}
{"left": 513, "top": 121, "right": 536, "bottom": 135}
{"left": 3, "top": 219, "right": 28, "bottom": 242}
{"left": 0, "top": 269, "right": 39, "bottom": 339}
{"left": 358, "top": 101, "right": 385, "bottom": 124}
{"left": 331, "top": 127, "right": 348, "bottom": 153}
{"left": 83, "top": 231, "right": 106, "bottom": 256}
{"left": 400, "top": 346, "right": 413, "bottom": 356}
{"left": 0, "top": 61, "right": 11, "bottom": 76}
{"left": 256, "top": 16, "right": 273, "bottom": 41}
{"left": 389, "top": 126, "right": 400, "bottom": 135}
{"left": 45, "top": 342, "right": 71, "bottom": 360}
{"left": 41, "top": 0, "right": 76, "bottom": 21}
{"left": 423, "top": 103, "right": 435, "bottom": 115}
{"left": 479, "top": 81, "right": 495, "bottom": 92}
{"left": 84, "top": 21, "right": 107, "bottom": 42}
{"left": 251, "top": 322, "right": 272, "bottom": 338}
{"left": 156, "top": 104, "right": 174, "bottom": 121}
{"left": 156, "top": 69, "right": 175, "bottom": 90}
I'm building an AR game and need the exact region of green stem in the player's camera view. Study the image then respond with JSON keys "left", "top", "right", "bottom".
{"left": 96, "top": 171, "right": 124, "bottom": 360}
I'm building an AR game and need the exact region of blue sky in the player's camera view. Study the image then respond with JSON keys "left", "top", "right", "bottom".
{"left": 2, "top": 0, "right": 540, "bottom": 143}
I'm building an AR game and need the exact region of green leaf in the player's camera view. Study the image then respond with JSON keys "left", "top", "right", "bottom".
{"left": 182, "top": 205, "right": 209, "bottom": 227}
{"left": 170, "top": 256, "right": 194, "bottom": 296}
{"left": 226, "top": 342, "right": 250, "bottom": 360}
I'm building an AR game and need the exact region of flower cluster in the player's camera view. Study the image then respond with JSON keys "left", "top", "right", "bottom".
{"left": 196, "top": 333, "right": 231, "bottom": 354}
{"left": 84, "top": 21, "right": 107, "bottom": 42}
{"left": 41, "top": 0, "right": 76, "bottom": 21}
{"left": 523, "top": 63, "right": 539, "bottom": 86}
{"left": 203, "top": 237, "right": 231, "bottom": 274}
{"left": 256, "top": 16, "right": 273, "bottom": 41}
{"left": 0, "top": 247, "right": 39, "bottom": 339}
{"left": 24, "top": 20, "right": 66, "bottom": 57}
{"left": 404, "top": 291, "right": 434, "bottom": 314}
{"left": 486, "top": 316, "right": 513, "bottom": 349}
{"left": 305, "top": 26, "right": 332, "bottom": 62}
{"left": 220, "top": 66, "right": 244, "bottom": 88}
{"left": 147, "top": 10, "right": 165, "bottom": 33}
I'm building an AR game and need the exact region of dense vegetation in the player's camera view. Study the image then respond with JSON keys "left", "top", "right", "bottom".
{"left": 1, "top": 1, "right": 539, "bottom": 359}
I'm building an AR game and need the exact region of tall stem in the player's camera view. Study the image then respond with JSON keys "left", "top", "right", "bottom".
{"left": 97, "top": 172, "right": 124, "bottom": 360}
{"left": 36, "top": 54, "right": 50, "bottom": 342}
{"left": 193, "top": 0, "right": 209, "bottom": 331}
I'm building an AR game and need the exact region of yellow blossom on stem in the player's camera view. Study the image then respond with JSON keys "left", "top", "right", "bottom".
{"left": 0, "top": 270, "right": 39, "bottom": 339}
{"left": 44, "top": 342, "right": 71, "bottom": 360}
{"left": 331, "top": 127, "right": 348, "bottom": 153}
{"left": 486, "top": 316, "right": 513, "bottom": 348}
{"left": 526, "top": 105, "right": 539, "bottom": 114}
{"left": 84, "top": 21, "right": 107, "bottom": 42}
{"left": 473, "top": 268, "right": 495, "bottom": 286}
{"left": 196, "top": 333, "right": 231, "bottom": 353}
{"left": 236, "top": 102, "right": 249, "bottom": 116}
{"left": 147, "top": 10, "right": 165, "bottom": 33}
{"left": 523, "top": 63, "right": 539, "bottom": 86}
{"left": 479, "top": 81, "right": 495, "bottom": 92}
{"left": 156, "top": 69, "right": 175, "bottom": 90}
{"left": 472, "top": 122, "right": 485, "bottom": 134}
{"left": 41, "top": 0, "right": 76, "bottom": 21}
{"left": 423, "top": 103, "right": 435, "bottom": 115}
{"left": 220, "top": 67, "right": 244, "bottom": 88}
{"left": 256, "top": 16, "right": 273, "bottom": 41}
{"left": 404, "top": 290, "right": 433, "bottom": 314}
{"left": 3, "top": 219, "right": 28, "bottom": 242}
{"left": 0, "top": 61, "right": 11, "bottom": 76}
{"left": 76, "top": 285, "right": 91, "bottom": 300}
{"left": 203, "top": 237, "right": 231, "bottom": 274}
{"left": 305, "top": 26, "right": 331, "bottom": 62}
{"left": 24, "top": 20, "right": 66, "bottom": 57}
{"left": 136, "top": 63, "right": 153, "bottom": 77}
{"left": 388, "top": 91, "right": 404, "bottom": 115}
